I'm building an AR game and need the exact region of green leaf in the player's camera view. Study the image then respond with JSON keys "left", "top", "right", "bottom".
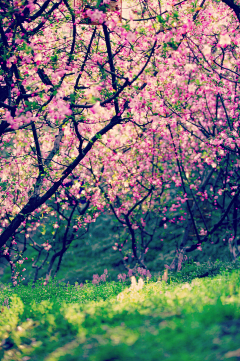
{"left": 157, "top": 15, "right": 165, "bottom": 23}
{"left": 173, "top": 11, "right": 179, "bottom": 19}
{"left": 167, "top": 41, "right": 179, "bottom": 50}
{"left": 51, "top": 55, "right": 58, "bottom": 62}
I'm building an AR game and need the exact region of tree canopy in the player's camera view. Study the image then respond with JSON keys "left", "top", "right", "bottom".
{"left": 0, "top": 0, "right": 240, "bottom": 284}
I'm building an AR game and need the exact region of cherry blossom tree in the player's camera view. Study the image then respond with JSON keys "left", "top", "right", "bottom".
{"left": 90, "top": 0, "right": 240, "bottom": 271}
{"left": 0, "top": 0, "right": 165, "bottom": 282}
{"left": 0, "top": 0, "right": 240, "bottom": 283}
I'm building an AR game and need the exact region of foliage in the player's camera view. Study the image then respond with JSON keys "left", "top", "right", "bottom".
{"left": 0, "top": 267, "right": 240, "bottom": 360}
{"left": 167, "top": 258, "right": 240, "bottom": 283}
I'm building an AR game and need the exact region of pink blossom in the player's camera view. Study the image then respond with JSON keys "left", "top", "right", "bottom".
{"left": 126, "top": 32, "right": 136, "bottom": 43}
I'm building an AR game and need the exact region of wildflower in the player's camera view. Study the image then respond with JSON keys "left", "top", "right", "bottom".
{"left": 162, "top": 268, "right": 168, "bottom": 283}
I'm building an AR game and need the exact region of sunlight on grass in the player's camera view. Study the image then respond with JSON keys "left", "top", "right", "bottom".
{"left": 0, "top": 268, "right": 240, "bottom": 360}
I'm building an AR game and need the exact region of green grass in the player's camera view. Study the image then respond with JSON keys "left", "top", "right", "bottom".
{"left": 0, "top": 212, "right": 234, "bottom": 287}
{"left": 1, "top": 267, "right": 240, "bottom": 360}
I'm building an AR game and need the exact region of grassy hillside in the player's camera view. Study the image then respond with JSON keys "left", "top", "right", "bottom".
{"left": 0, "top": 212, "right": 234, "bottom": 286}
{"left": 0, "top": 267, "right": 240, "bottom": 360}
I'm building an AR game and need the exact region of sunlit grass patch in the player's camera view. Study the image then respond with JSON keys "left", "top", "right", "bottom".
{"left": 0, "top": 268, "right": 240, "bottom": 360}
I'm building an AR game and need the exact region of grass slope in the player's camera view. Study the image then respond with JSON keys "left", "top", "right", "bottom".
{"left": 0, "top": 213, "right": 233, "bottom": 286}
{"left": 0, "top": 268, "right": 240, "bottom": 360}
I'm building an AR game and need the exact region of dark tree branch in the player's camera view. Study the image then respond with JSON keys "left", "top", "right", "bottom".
{"left": 102, "top": 24, "right": 119, "bottom": 115}
{"left": 31, "top": 122, "right": 44, "bottom": 175}
{"left": 221, "top": 0, "right": 240, "bottom": 22}
{"left": 75, "top": 27, "right": 97, "bottom": 91}
{"left": 0, "top": 102, "right": 14, "bottom": 110}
